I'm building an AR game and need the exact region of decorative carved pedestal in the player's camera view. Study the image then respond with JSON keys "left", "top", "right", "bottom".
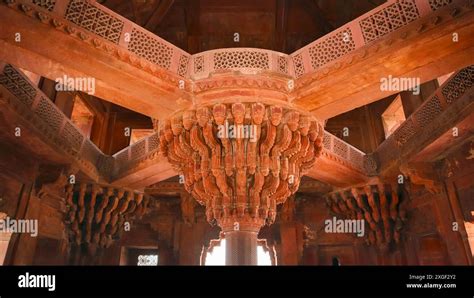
{"left": 159, "top": 102, "right": 323, "bottom": 264}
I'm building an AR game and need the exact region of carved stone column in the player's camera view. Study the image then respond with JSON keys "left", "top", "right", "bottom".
{"left": 159, "top": 102, "right": 323, "bottom": 264}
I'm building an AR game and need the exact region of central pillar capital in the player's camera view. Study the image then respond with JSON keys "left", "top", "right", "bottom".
{"left": 159, "top": 101, "right": 323, "bottom": 232}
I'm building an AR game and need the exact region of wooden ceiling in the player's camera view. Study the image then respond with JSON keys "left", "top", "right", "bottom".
{"left": 102, "top": 0, "right": 385, "bottom": 54}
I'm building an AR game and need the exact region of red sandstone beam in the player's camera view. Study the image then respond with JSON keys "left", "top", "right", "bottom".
{"left": 0, "top": 1, "right": 190, "bottom": 119}
{"left": 110, "top": 154, "right": 177, "bottom": 189}
{"left": 3, "top": 0, "right": 472, "bottom": 124}
{"left": 293, "top": 0, "right": 474, "bottom": 120}
{"left": 0, "top": 83, "right": 102, "bottom": 181}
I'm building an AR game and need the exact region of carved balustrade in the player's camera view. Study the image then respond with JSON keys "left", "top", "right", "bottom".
{"left": 0, "top": 62, "right": 107, "bottom": 179}
{"left": 291, "top": 0, "right": 460, "bottom": 79}
{"left": 189, "top": 48, "right": 293, "bottom": 80}
{"left": 112, "top": 132, "right": 161, "bottom": 177}
{"left": 158, "top": 102, "right": 325, "bottom": 233}
{"left": 321, "top": 131, "right": 367, "bottom": 173}
{"left": 2, "top": 0, "right": 462, "bottom": 86}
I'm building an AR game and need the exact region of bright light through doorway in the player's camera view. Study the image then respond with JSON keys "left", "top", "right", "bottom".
{"left": 204, "top": 239, "right": 272, "bottom": 265}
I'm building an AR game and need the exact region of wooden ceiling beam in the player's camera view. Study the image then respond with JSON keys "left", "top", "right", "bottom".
{"left": 144, "top": 0, "right": 175, "bottom": 32}
{"left": 274, "top": 0, "right": 288, "bottom": 53}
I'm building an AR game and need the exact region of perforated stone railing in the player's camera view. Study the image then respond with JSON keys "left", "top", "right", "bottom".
{"left": 112, "top": 132, "right": 160, "bottom": 176}
{"left": 0, "top": 62, "right": 104, "bottom": 177}
{"left": 376, "top": 65, "right": 474, "bottom": 168}
{"left": 290, "top": 0, "right": 457, "bottom": 78}
{"left": 321, "top": 131, "right": 367, "bottom": 173}
{"left": 12, "top": 0, "right": 190, "bottom": 77}
{"left": 189, "top": 48, "right": 294, "bottom": 79}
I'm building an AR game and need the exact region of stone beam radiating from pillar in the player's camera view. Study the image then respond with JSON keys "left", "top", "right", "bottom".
{"left": 159, "top": 102, "right": 324, "bottom": 264}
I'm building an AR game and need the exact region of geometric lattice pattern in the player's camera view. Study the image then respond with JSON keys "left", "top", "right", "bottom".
{"left": 393, "top": 118, "right": 416, "bottom": 147}
{"left": 65, "top": 0, "right": 124, "bottom": 44}
{"left": 148, "top": 133, "right": 160, "bottom": 152}
{"left": 131, "top": 139, "right": 146, "bottom": 161}
{"left": 428, "top": 0, "right": 453, "bottom": 10}
{"left": 114, "top": 150, "right": 129, "bottom": 165}
{"left": 293, "top": 54, "right": 305, "bottom": 78}
{"left": 0, "top": 65, "right": 37, "bottom": 107}
{"left": 441, "top": 66, "right": 474, "bottom": 104}
{"left": 277, "top": 56, "right": 288, "bottom": 74}
{"left": 159, "top": 102, "right": 324, "bottom": 230}
{"left": 323, "top": 131, "right": 332, "bottom": 150}
{"left": 322, "top": 131, "right": 366, "bottom": 171}
{"left": 213, "top": 50, "right": 270, "bottom": 70}
{"left": 359, "top": 0, "right": 420, "bottom": 44}
{"left": 194, "top": 56, "right": 204, "bottom": 73}
{"left": 308, "top": 28, "right": 355, "bottom": 69}
{"left": 35, "top": 97, "right": 64, "bottom": 132}
{"left": 62, "top": 121, "right": 84, "bottom": 152}
{"left": 332, "top": 137, "right": 349, "bottom": 159}
{"left": 80, "top": 139, "right": 101, "bottom": 165}
{"left": 178, "top": 54, "right": 190, "bottom": 77}
{"left": 32, "top": 0, "right": 56, "bottom": 11}
{"left": 128, "top": 28, "right": 173, "bottom": 69}
{"left": 413, "top": 96, "right": 442, "bottom": 129}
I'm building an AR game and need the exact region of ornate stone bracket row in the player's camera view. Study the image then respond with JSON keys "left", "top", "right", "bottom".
{"left": 159, "top": 102, "right": 325, "bottom": 232}
{"left": 2, "top": 0, "right": 462, "bottom": 85}
{"left": 321, "top": 131, "right": 367, "bottom": 173}
{"left": 326, "top": 183, "right": 408, "bottom": 249}
{"left": 374, "top": 65, "right": 474, "bottom": 174}
{"left": 65, "top": 183, "right": 150, "bottom": 249}
{"left": 0, "top": 62, "right": 107, "bottom": 180}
